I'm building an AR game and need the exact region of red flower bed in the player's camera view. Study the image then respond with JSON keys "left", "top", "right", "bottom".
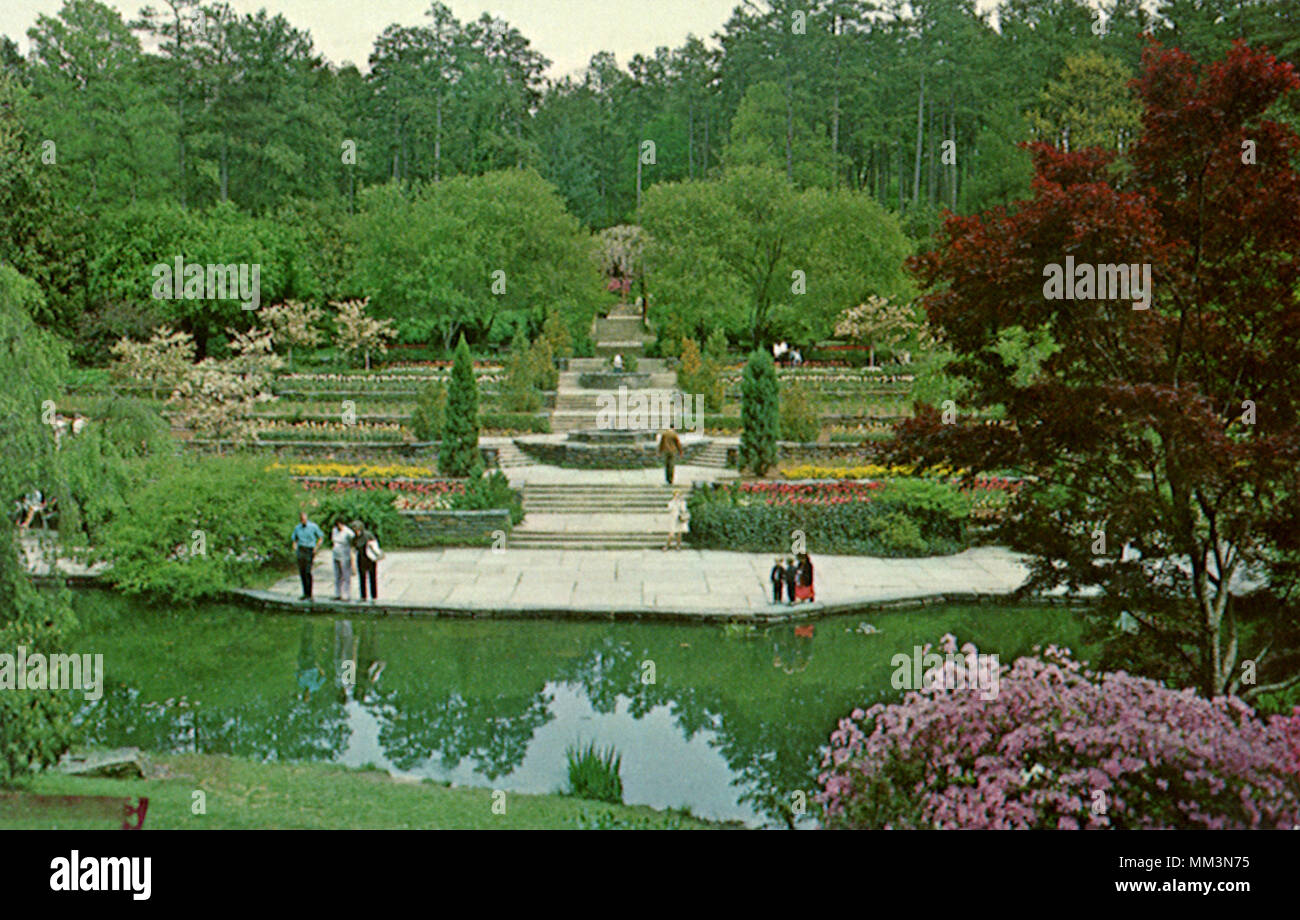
{"left": 300, "top": 478, "right": 465, "bottom": 496}
{"left": 737, "top": 480, "right": 884, "bottom": 506}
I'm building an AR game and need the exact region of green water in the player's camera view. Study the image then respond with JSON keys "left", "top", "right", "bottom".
{"left": 67, "top": 591, "right": 1095, "bottom": 827}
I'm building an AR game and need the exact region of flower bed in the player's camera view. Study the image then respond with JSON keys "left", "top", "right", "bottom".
{"left": 299, "top": 477, "right": 465, "bottom": 511}
{"left": 270, "top": 461, "right": 437, "bottom": 478}
{"left": 687, "top": 477, "right": 970, "bottom": 556}
{"left": 255, "top": 421, "right": 408, "bottom": 442}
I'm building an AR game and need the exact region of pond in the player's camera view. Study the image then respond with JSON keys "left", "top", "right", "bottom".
{"left": 67, "top": 591, "right": 1095, "bottom": 828}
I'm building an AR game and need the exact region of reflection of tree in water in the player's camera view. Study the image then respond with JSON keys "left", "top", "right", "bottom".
{"left": 373, "top": 688, "right": 553, "bottom": 780}
{"left": 77, "top": 681, "right": 349, "bottom": 764}
{"left": 551, "top": 624, "right": 874, "bottom": 828}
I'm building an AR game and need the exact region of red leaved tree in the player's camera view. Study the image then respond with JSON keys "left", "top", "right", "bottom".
{"left": 896, "top": 40, "right": 1300, "bottom": 701}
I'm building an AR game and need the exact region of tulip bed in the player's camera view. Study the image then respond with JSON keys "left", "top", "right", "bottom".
{"left": 686, "top": 477, "right": 972, "bottom": 556}
{"left": 299, "top": 477, "right": 463, "bottom": 511}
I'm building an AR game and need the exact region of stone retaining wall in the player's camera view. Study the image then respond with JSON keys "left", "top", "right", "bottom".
{"left": 517, "top": 437, "right": 708, "bottom": 469}
{"left": 395, "top": 509, "right": 511, "bottom": 546}
{"left": 188, "top": 439, "right": 500, "bottom": 468}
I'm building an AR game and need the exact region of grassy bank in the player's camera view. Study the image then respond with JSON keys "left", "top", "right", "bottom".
{"left": 3, "top": 753, "right": 720, "bottom": 830}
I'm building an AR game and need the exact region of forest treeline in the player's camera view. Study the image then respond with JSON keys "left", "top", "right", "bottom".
{"left": 1, "top": 0, "right": 1296, "bottom": 356}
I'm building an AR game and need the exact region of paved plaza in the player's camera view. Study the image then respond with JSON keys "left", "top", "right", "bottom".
{"left": 257, "top": 544, "right": 1034, "bottom": 619}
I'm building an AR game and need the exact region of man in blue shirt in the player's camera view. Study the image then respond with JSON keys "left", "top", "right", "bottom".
{"left": 291, "top": 512, "right": 324, "bottom": 600}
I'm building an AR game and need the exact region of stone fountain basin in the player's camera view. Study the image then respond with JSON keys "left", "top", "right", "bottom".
{"left": 577, "top": 371, "right": 651, "bottom": 389}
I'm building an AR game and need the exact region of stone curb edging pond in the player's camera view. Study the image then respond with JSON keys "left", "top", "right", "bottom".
{"left": 31, "top": 569, "right": 1092, "bottom": 624}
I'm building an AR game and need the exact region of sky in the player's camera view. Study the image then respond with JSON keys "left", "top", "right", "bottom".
{"left": 0, "top": 0, "right": 751, "bottom": 80}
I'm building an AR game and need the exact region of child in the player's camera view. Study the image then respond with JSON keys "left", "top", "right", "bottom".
{"left": 770, "top": 557, "right": 786, "bottom": 603}
{"left": 783, "top": 557, "right": 799, "bottom": 605}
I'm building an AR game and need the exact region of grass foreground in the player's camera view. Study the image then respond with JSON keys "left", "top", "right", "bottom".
{"left": 1, "top": 753, "right": 723, "bottom": 830}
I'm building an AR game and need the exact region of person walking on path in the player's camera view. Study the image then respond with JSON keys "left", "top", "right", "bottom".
{"left": 658, "top": 427, "right": 683, "bottom": 485}
{"left": 331, "top": 519, "right": 356, "bottom": 600}
{"left": 794, "top": 552, "right": 815, "bottom": 603}
{"left": 665, "top": 488, "right": 689, "bottom": 551}
{"left": 354, "top": 522, "right": 380, "bottom": 602}
{"left": 291, "top": 512, "right": 324, "bottom": 600}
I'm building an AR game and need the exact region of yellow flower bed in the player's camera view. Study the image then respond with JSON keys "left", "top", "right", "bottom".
{"left": 267, "top": 461, "right": 438, "bottom": 479}
{"left": 779, "top": 463, "right": 960, "bottom": 480}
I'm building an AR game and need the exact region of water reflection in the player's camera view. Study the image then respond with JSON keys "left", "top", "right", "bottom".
{"left": 72, "top": 598, "right": 1088, "bottom": 827}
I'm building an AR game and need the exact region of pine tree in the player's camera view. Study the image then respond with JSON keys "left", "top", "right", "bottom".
{"left": 440, "top": 335, "right": 480, "bottom": 476}
{"left": 740, "top": 349, "right": 779, "bottom": 475}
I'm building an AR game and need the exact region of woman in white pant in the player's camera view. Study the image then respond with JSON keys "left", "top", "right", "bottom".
{"left": 331, "top": 519, "right": 356, "bottom": 600}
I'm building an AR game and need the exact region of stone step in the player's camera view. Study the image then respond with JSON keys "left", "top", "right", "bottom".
{"left": 593, "top": 316, "right": 646, "bottom": 339}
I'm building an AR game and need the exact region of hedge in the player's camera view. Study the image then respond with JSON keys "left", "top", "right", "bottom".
{"left": 685, "top": 478, "right": 971, "bottom": 556}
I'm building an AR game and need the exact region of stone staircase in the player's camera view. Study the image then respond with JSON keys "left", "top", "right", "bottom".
{"left": 694, "top": 440, "right": 733, "bottom": 469}
{"left": 495, "top": 441, "right": 535, "bottom": 468}
{"left": 591, "top": 302, "right": 651, "bottom": 358}
{"left": 509, "top": 483, "right": 676, "bottom": 549}
{"left": 550, "top": 374, "right": 682, "bottom": 433}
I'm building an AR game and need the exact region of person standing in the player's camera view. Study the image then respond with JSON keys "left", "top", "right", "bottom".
{"left": 664, "top": 489, "right": 689, "bottom": 551}
{"left": 355, "top": 522, "right": 379, "bottom": 603}
{"left": 770, "top": 557, "right": 787, "bottom": 604}
{"left": 331, "top": 519, "right": 356, "bottom": 600}
{"left": 795, "top": 552, "right": 815, "bottom": 603}
{"left": 291, "top": 512, "right": 324, "bottom": 600}
{"left": 658, "top": 427, "right": 683, "bottom": 485}
{"left": 783, "top": 557, "right": 799, "bottom": 606}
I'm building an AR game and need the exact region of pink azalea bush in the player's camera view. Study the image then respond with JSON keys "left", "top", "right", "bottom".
{"left": 816, "top": 636, "right": 1300, "bottom": 829}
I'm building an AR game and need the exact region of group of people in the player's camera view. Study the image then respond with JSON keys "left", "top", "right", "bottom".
{"left": 14, "top": 488, "right": 54, "bottom": 530}
{"left": 770, "top": 553, "right": 815, "bottom": 604}
{"left": 772, "top": 341, "right": 803, "bottom": 367}
{"left": 291, "top": 512, "right": 383, "bottom": 602}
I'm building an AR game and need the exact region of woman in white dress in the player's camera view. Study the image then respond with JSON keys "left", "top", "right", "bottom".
{"left": 664, "top": 489, "right": 689, "bottom": 550}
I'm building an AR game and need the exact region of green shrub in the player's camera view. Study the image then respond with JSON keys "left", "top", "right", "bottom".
{"left": 479, "top": 411, "right": 550, "bottom": 434}
{"left": 780, "top": 380, "right": 821, "bottom": 442}
{"left": 308, "top": 489, "right": 402, "bottom": 546}
{"left": 451, "top": 462, "right": 523, "bottom": 525}
{"left": 564, "top": 740, "right": 623, "bottom": 804}
{"left": 440, "top": 336, "right": 480, "bottom": 476}
{"left": 496, "top": 328, "right": 538, "bottom": 410}
{"left": 685, "top": 478, "right": 970, "bottom": 556}
{"left": 99, "top": 455, "right": 302, "bottom": 602}
{"left": 705, "top": 328, "right": 729, "bottom": 361}
{"left": 410, "top": 379, "right": 447, "bottom": 441}
{"left": 740, "top": 350, "right": 780, "bottom": 475}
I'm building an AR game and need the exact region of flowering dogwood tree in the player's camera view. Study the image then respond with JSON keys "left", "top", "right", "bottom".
{"left": 169, "top": 327, "right": 282, "bottom": 447}
{"left": 333, "top": 297, "right": 396, "bottom": 370}
{"left": 259, "top": 300, "right": 323, "bottom": 370}
{"left": 817, "top": 636, "right": 1300, "bottom": 830}
{"left": 109, "top": 325, "right": 195, "bottom": 399}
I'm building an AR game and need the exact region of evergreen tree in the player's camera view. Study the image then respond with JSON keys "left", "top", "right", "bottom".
{"left": 740, "top": 348, "right": 779, "bottom": 475}
{"left": 411, "top": 378, "right": 448, "bottom": 441}
{"left": 440, "top": 335, "right": 480, "bottom": 475}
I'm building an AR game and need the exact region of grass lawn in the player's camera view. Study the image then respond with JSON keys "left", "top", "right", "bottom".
{"left": 2, "top": 753, "right": 721, "bottom": 830}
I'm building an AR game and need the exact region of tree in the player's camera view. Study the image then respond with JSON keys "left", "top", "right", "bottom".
{"left": 259, "top": 300, "right": 323, "bottom": 371}
{"left": 333, "top": 297, "right": 396, "bottom": 370}
{"left": 440, "top": 335, "right": 479, "bottom": 476}
{"left": 109, "top": 325, "right": 195, "bottom": 399}
{"left": 640, "top": 166, "right": 913, "bottom": 347}
{"left": 501, "top": 327, "right": 542, "bottom": 412}
{"left": 1029, "top": 51, "right": 1142, "bottom": 155}
{"left": 168, "top": 326, "right": 283, "bottom": 446}
{"left": 897, "top": 42, "right": 1300, "bottom": 701}
{"left": 740, "top": 349, "right": 780, "bottom": 475}
{"left": 780, "top": 380, "right": 820, "bottom": 443}
{"left": 411, "top": 378, "right": 447, "bottom": 442}
{"left": 0, "top": 265, "right": 77, "bottom": 786}
{"left": 833, "top": 295, "right": 919, "bottom": 367}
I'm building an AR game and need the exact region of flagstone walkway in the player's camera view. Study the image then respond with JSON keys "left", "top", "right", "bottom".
{"left": 249, "top": 544, "right": 1040, "bottom": 621}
